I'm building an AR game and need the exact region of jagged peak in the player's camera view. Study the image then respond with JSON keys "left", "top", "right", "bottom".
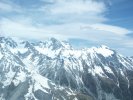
{"left": 0, "top": 36, "right": 17, "bottom": 48}
{"left": 100, "top": 45, "right": 110, "bottom": 49}
{"left": 49, "top": 37, "right": 61, "bottom": 43}
{"left": 0, "top": 36, "right": 120, "bottom": 58}
{"left": 42, "top": 37, "right": 72, "bottom": 50}
{"left": 83, "top": 45, "right": 114, "bottom": 58}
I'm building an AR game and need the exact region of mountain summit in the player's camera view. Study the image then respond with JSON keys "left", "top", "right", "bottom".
{"left": 0, "top": 37, "right": 133, "bottom": 100}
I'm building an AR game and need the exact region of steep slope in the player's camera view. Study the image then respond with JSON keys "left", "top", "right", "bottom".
{"left": 0, "top": 37, "right": 133, "bottom": 100}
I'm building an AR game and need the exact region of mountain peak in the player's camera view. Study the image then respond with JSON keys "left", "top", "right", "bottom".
{"left": 95, "top": 46, "right": 114, "bottom": 57}
{"left": 0, "top": 36, "right": 17, "bottom": 48}
{"left": 100, "top": 45, "right": 110, "bottom": 49}
{"left": 85, "top": 45, "right": 114, "bottom": 57}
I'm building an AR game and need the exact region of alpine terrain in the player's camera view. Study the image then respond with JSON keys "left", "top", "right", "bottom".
{"left": 0, "top": 37, "right": 133, "bottom": 100}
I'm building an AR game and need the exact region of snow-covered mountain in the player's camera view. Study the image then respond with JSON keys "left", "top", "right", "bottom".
{"left": 0, "top": 37, "right": 133, "bottom": 100}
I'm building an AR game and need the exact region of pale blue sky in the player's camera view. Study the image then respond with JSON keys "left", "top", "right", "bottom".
{"left": 0, "top": 0, "right": 133, "bottom": 56}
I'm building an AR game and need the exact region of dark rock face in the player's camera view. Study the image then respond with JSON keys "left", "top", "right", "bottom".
{"left": 34, "top": 90, "right": 52, "bottom": 100}
{"left": 0, "top": 37, "right": 133, "bottom": 100}
{"left": 7, "top": 81, "right": 29, "bottom": 100}
{"left": 82, "top": 73, "right": 98, "bottom": 98}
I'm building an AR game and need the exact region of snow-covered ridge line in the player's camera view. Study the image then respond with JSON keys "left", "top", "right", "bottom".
{"left": 0, "top": 36, "right": 115, "bottom": 58}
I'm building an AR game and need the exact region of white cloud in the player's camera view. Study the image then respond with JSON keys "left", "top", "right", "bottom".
{"left": 82, "top": 23, "right": 131, "bottom": 35}
{"left": 50, "top": 0, "right": 106, "bottom": 14}
{"left": 0, "top": 18, "right": 71, "bottom": 40}
{"left": 0, "top": 0, "right": 131, "bottom": 40}
{"left": 38, "top": 0, "right": 107, "bottom": 24}
{"left": 0, "top": 19, "right": 52, "bottom": 39}
{"left": 0, "top": 18, "right": 131, "bottom": 41}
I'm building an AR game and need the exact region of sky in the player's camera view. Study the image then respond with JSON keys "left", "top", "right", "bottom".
{"left": 0, "top": 0, "right": 133, "bottom": 56}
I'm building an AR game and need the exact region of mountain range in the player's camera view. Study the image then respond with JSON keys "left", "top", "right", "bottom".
{"left": 0, "top": 37, "right": 133, "bottom": 100}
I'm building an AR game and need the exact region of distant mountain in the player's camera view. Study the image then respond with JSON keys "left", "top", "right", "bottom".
{"left": 0, "top": 37, "right": 133, "bottom": 100}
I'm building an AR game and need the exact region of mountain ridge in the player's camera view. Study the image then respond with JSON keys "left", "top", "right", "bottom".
{"left": 0, "top": 37, "right": 133, "bottom": 100}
